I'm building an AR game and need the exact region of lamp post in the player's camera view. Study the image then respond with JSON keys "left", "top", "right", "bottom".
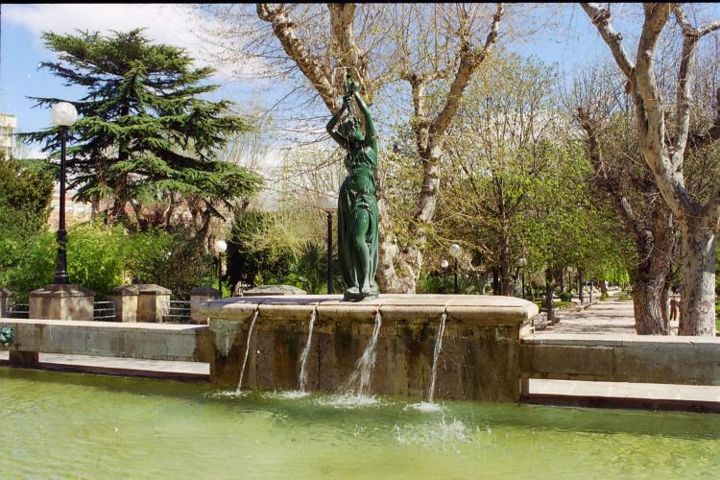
{"left": 215, "top": 239, "right": 227, "bottom": 298}
{"left": 441, "top": 259, "right": 449, "bottom": 294}
{"left": 317, "top": 191, "right": 337, "bottom": 294}
{"left": 518, "top": 257, "right": 527, "bottom": 299}
{"left": 50, "top": 102, "right": 78, "bottom": 285}
{"left": 449, "top": 243, "right": 461, "bottom": 294}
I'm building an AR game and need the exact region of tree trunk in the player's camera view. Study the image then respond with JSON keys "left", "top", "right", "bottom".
{"left": 578, "top": 268, "right": 585, "bottom": 304}
{"left": 632, "top": 278, "right": 666, "bottom": 334}
{"left": 678, "top": 218, "right": 717, "bottom": 335}
{"left": 544, "top": 268, "right": 557, "bottom": 324}
{"left": 599, "top": 279, "right": 608, "bottom": 297}
{"left": 499, "top": 223, "right": 512, "bottom": 295}
{"left": 492, "top": 268, "right": 501, "bottom": 296}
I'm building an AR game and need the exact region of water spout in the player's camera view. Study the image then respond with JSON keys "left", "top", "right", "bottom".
{"left": 298, "top": 303, "right": 319, "bottom": 392}
{"left": 427, "top": 309, "right": 448, "bottom": 404}
{"left": 343, "top": 307, "right": 383, "bottom": 397}
{"left": 236, "top": 307, "right": 260, "bottom": 393}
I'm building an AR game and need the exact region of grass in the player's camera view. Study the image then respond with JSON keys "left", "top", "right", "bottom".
{"left": 534, "top": 300, "right": 574, "bottom": 312}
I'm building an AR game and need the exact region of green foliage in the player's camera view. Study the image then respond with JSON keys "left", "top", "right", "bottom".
{"left": 4, "top": 222, "right": 214, "bottom": 300}
{"left": 21, "top": 28, "right": 262, "bottom": 228}
{"left": 130, "top": 228, "right": 215, "bottom": 298}
{"left": 558, "top": 291, "right": 572, "bottom": 302}
{"left": 0, "top": 156, "right": 54, "bottom": 285}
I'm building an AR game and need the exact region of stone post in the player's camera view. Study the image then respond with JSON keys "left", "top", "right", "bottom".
{"left": 23, "top": 284, "right": 94, "bottom": 367}
{"left": 136, "top": 284, "right": 171, "bottom": 323}
{"left": 29, "top": 284, "right": 94, "bottom": 321}
{"left": 110, "top": 285, "right": 139, "bottom": 322}
{"left": 190, "top": 286, "right": 220, "bottom": 324}
{"left": 0, "top": 288, "right": 12, "bottom": 318}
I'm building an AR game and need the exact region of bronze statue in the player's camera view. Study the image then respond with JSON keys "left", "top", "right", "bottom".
{"left": 326, "top": 76, "right": 379, "bottom": 301}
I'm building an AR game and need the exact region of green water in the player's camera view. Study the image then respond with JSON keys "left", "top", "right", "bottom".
{"left": 1, "top": 369, "right": 718, "bottom": 479}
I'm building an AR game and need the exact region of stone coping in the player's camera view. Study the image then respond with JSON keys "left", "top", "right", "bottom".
{"left": 113, "top": 284, "right": 171, "bottom": 295}
{"left": 0, "top": 318, "right": 207, "bottom": 333}
{"left": 524, "top": 333, "right": 720, "bottom": 346}
{"left": 29, "top": 284, "right": 95, "bottom": 297}
{"left": 200, "top": 294, "right": 538, "bottom": 325}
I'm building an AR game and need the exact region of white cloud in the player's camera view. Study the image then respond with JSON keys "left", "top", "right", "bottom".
{"left": 4, "top": 3, "right": 264, "bottom": 79}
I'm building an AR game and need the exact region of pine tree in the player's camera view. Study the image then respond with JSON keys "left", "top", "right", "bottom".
{"left": 22, "top": 29, "right": 262, "bottom": 229}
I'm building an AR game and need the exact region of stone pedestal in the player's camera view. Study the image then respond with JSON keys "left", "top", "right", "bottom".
{"left": 110, "top": 285, "right": 139, "bottom": 322}
{"left": 200, "top": 294, "right": 538, "bottom": 402}
{"left": 137, "top": 284, "right": 171, "bottom": 323}
{"left": 190, "top": 286, "right": 220, "bottom": 324}
{"left": 0, "top": 288, "right": 12, "bottom": 317}
{"left": 29, "top": 284, "right": 94, "bottom": 321}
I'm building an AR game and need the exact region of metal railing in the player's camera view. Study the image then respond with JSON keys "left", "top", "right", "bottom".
{"left": 93, "top": 301, "right": 116, "bottom": 321}
{"left": 162, "top": 300, "right": 191, "bottom": 323}
{"left": 7, "top": 303, "right": 29, "bottom": 319}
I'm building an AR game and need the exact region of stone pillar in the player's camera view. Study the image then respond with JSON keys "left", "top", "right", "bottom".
{"left": 29, "top": 284, "right": 94, "bottom": 321}
{"left": 190, "top": 286, "right": 220, "bottom": 324}
{"left": 110, "top": 285, "right": 139, "bottom": 322}
{"left": 136, "top": 284, "right": 171, "bottom": 323}
{"left": 0, "top": 288, "right": 12, "bottom": 317}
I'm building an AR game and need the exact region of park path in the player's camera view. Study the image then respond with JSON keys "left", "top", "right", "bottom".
{"left": 537, "top": 299, "right": 680, "bottom": 336}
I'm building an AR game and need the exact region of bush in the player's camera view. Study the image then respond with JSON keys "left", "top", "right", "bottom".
{"left": 558, "top": 291, "right": 572, "bottom": 302}
{"left": 4, "top": 222, "right": 215, "bottom": 300}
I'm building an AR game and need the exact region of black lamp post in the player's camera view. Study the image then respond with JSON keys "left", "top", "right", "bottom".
{"left": 441, "top": 259, "right": 449, "bottom": 294}
{"left": 449, "top": 243, "right": 461, "bottom": 294}
{"left": 50, "top": 102, "right": 78, "bottom": 285}
{"left": 215, "top": 239, "right": 227, "bottom": 298}
{"left": 318, "top": 191, "right": 337, "bottom": 294}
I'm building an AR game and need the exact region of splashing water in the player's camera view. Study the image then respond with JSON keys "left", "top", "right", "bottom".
{"left": 298, "top": 303, "right": 319, "bottom": 392}
{"left": 236, "top": 308, "right": 260, "bottom": 394}
{"left": 343, "top": 308, "right": 383, "bottom": 398}
{"left": 427, "top": 309, "right": 448, "bottom": 404}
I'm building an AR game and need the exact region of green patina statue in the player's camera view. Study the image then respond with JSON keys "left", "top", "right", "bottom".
{"left": 326, "top": 75, "right": 379, "bottom": 301}
{"left": 0, "top": 325, "right": 14, "bottom": 347}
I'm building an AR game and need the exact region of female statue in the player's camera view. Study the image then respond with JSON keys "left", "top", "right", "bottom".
{"left": 326, "top": 77, "right": 379, "bottom": 301}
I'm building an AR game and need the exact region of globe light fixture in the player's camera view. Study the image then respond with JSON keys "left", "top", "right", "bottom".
{"left": 50, "top": 101, "right": 78, "bottom": 284}
{"left": 215, "top": 239, "right": 228, "bottom": 254}
{"left": 51, "top": 102, "right": 78, "bottom": 127}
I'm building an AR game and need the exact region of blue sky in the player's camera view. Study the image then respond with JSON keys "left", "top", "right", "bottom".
{"left": 2, "top": 3, "right": 718, "bottom": 158}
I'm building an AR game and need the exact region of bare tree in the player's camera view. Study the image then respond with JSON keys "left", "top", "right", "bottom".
{"left": 241, "top": 3, "right": 505, "bottom": 293}
{"left": 574, "top": 68, "right": 676, "bottom": 334}
{"left": 581, "top": 3, "right": 720, "bottom": 335}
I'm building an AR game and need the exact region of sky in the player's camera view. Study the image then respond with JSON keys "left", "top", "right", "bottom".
{"left": 1, "top": 3, "right": 718, "bottom": 159}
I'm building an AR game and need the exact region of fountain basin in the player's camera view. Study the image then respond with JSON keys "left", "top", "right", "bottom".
{"left": 200, "top": 294, "right": 538, "bottom": 401}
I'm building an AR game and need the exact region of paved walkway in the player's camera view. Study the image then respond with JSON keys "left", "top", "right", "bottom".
{"left": 538, "top": 299, "right": 679, "bottom": 335}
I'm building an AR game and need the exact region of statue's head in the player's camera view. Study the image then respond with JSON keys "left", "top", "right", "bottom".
{"left": 339, "top": 116, "right": 364, "bottom": 143}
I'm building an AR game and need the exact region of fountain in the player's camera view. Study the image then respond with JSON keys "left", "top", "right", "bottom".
{"left": 342, "top": 307, "right": 382, "bottom": 398}
{"left": 298, "top": 303, "right": 319, "bottom": 392}
{"left": 236, "top": 306, "right": 260, "bottom": 394}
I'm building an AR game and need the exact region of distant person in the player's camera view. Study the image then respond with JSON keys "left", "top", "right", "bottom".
{"left": 669, "top": 295, "right": 680, "bottom": 322}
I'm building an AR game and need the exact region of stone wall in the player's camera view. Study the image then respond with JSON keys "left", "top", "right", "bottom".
{"left": 202, "top": 294, "right": 538, "bottom": 402}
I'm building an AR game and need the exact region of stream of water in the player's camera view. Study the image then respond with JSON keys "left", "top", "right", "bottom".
{"left": 236, "top": 307, "right": 260, "bottom": 393}
{"left": 343, "top": 308, "right": 383, "bottom": 398}
{"left": 298, "top": 304, "right": 318, "bottom": 392}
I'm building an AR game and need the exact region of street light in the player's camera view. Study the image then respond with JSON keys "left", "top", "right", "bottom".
{"left": 518, "top": 257, "right": 527, "bottom": 299}
{"left": 440, "top": 259, "right": 449, "bottom": 294}
{"left": 215, "top": 239, "right": 227, "bottom": 298}
{"left": 449, "top": 243, "right": 461, "bottom": 294}
{"left": 50, "top": 102, "right": 78, "bottom": 284}
{"left": 317, "top": 190, "right": 337, "bottom": 294}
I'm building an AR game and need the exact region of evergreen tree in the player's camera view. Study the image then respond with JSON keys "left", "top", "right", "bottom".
{"left": 22, "top": 29, "right": 262, "bottom": 229}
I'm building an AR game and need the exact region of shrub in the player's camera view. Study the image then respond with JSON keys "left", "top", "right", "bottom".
{"left": 559, "top": 291, "right": 572, "bottom": 302}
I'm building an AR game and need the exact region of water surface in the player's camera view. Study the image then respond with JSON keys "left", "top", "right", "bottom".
{"left": 1, "top": 368, "right": 718, "bottom": 479}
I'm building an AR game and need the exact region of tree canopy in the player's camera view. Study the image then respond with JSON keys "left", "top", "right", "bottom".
{"left": 21, "top": 28, "right": 262, "bottom": 230}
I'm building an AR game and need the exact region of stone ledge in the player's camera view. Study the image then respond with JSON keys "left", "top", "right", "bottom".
{"left": 200, "top": 294, "right": 538, "bottom": 325}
